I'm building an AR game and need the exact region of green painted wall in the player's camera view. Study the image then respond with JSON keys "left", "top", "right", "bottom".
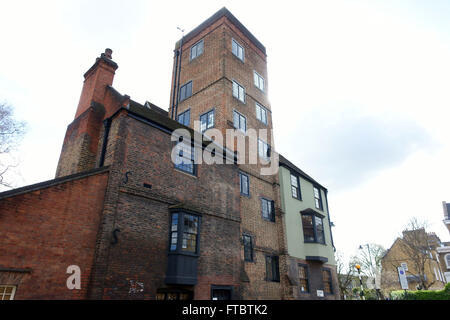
{"left": 279, "top": 166, "right": 336, "bottom": 265}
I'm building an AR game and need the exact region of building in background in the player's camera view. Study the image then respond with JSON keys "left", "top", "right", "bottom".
{"left": 437, "top": 201, "right": 450, "bottom": 283}
{"left": 0, "top": 7, "right": 338, "bottom": 300}
{"left": 381, "top": 229, "right": 446, "bottom": 295}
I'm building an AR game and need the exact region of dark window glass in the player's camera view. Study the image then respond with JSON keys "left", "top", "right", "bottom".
{"left": 179, "top": 81, "right": 192, "bottom": 102}
{"left": 243, "top": 234, "right": 253, "bottom": 262}
{"left": 170, "top": 213, "right": 179, "bottom": 251}
{"left": 261, "top": 198, "right": 275, "bottom": 222}
{"left": 323, "top": 269, "right": 333, "bottom": 294}
{"left": 298, "top": 264, "right": 310, "bottom": 293}
{"left": 200, "top": 109, "right": 214, "bottom": 133}
{"left": 211, "top": 287, "right": 232, "bottom": 300}
{"left": 265, "top": 256, "right": 280, "bottom": 282}
{"left": 182, "top": 214, "right": 199, "bottom": 252}
{"left": 302, "top": 214, "right": 326, "bottom": 244}
{"left": 190, "top": 40, "right": 204, "bottom": 60}
{"left": 258, "top": 139, "right": 271, "bottom": 160}
{"left": 177, "top": 109, "right": 190, "bottom": 126}
{"left": 240, "top": 172, "right": 249, "bottom": 196}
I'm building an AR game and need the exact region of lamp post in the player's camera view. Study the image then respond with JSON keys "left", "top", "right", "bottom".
{"left": 355, "top": 264, "right": 365, "bottom": 300}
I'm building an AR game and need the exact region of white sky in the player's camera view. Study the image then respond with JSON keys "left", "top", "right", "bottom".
{"left": 1, "top": 0, "right": 449, "bottom": 262}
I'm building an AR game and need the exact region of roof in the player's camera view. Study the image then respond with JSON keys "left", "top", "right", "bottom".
{"left": 278, "top": 154, "right": 327, "bottom": 191}
{"left": 179, "top": 7, "right": 266, "bottom": 55}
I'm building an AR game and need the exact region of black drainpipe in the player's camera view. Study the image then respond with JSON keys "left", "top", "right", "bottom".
{"left": 99, "top": 118, "right": 112, "bottom": 167}
{"left": 174, "top": 35, "right": 184, "bottom": 121}
{"left": 170, "top": 49, "right": 180, "bottom": 120}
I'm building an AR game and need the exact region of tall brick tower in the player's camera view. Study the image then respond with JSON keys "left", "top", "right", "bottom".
{"left": 169, "top": 8, "right": 288, "bottom": 299}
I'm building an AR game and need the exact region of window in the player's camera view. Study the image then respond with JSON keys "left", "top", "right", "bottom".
{"left": 211, "top": 286, "right": 232, "bottom": 300}
{"left": 290, "top": 174, "right": 301, "bottom": 200}
{"left": 190, "top": 39, "right": 204, "bottom": 60}
{"left": 445, "top": 254, "right": 450, "bottom": 269}
{"left": 239, "top": 172, "right": 249, "bottom": 196}
{"left": 265, "top": 255, "right": 280, "bottom": 282}
{"left": 232, "top": 38, "right": 244, "bottom": 61}
{"left": 314, "top": 187, "right": 323, "bottom": 210}
{"left": 253, "top": 71, "right": 265, "bottom": 91}
{"left": 258, "top": 139, "right": 271, "bottom": 160}
{"left": 322, "top": 269, "right": 333, "bottom": 294}
{"left": 0, "top": 285, "right": 16, "bottom": 300}
{"left": 301, "top": 213, "right": 325, "bottom": 244}
{"left": 261, "top": 198, "right": 275, "bottom": 222}
{"left": 200, "top": 109, "right": 215, "bottom": 133}
{"left": 179, "top": 81, "right": 192, "bottom": 102}
{"left": 298, "top": 264, "right": 310, "bottom": 293}
{"left": 233, "top": 110, "right": 246, "bottom": 132}
{"left": 174, "top": 141, "right": 196, "bottom": 175}
{"left": 169, "top": 212, "right": 200, "bottom": 253}
{"left": 156, "top": 289, "right": 193, "bottom": 300}
{"left": 232, "top": 80, "right": 246, "bottom": 103}
{"left": 243, "top": 234, "right": 253, "bottom": 262}
{"left": 177, "top": 109, "right": 190, "bottom": 126}
{"left": 255, "top": 103, "right": 267, "bottom": 125}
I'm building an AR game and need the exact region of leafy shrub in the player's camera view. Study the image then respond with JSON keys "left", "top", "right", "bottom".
{"left": 390, "top": 283, "right": 450, "bottom": 300}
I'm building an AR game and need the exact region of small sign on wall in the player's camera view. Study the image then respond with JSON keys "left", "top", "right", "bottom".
{"left": 316, "top": 290, "right": 324, "bottom": 297}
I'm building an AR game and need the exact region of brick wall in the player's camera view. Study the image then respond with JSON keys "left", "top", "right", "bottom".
{"left": 0, "top": 170, "right": 109, "bottom": 299}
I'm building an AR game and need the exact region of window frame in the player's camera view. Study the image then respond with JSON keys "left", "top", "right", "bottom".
{"left": 261, "top": 197, "right": 275, "bottom": 222}
{"left": 231, "top": 38, "right": 245, "bottom": 62}
{"left": 298, "top": 263, "right": 310, "bottom": 294}
{"left": 243, "top": 234, "right": 254, "bottom": 262}
{"left": 179, "top": 81, "right": 193, "bottom": 102}
{"left": 199, "top": 108, "right": 215, "bottom": 133}
{"left": 265, "top": 255, "right": 280, "bottom": 282}
{"left": 301, "top": 213, "right": 326, "bottom": 244}
{"left": 313, "top": 186, "right": 324, "bottom": 211}
{"left": 258, "top": 139, "right": 271, "bottom": 161}
{"left": 290, "top": 173, "right": 302, "bottom": 200}
{"left": 239, "top": 172, "right": 250, "bottom": 196}
{"left": 322, "top": 268, "right": 334, "bottom": 295}
{"left": 255, "top": 102, "right": 268, "bottom": 125}
{"left": 0, "top": 285, "right": 16, "bottom": 300}
{"left": 233, "top": 109, "right": 247, "bottom": 133}
{"left": 445, "top": 254, "right": 450, "bottom": 269}
{"left": 177, "top": 109, "right": 190, "bottom": 126}
{"left": 169, "top": 211, "right": 201, "bottom": 255}
{"left": 174, "top": 140, "right": 197, "bottom": 176}
{"left": 253, "top": 70, "right": 265, "bottom": 92}
{"left": 232, "top": 80, "right": 246, "bottom": 103}
{"left": 190, "top": 39, "right": 204, "bottom": 61}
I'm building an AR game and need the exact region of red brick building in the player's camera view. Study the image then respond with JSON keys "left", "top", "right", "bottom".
{"left": 0, "top": 7, "right": 338, "bottom": 300}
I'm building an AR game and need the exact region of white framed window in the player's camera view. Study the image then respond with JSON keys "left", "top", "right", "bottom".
{"left": 255, "top": 103, "right": 267, "bottom": 125}
{"left": 233, "top": 110, "right": 246, "bottom": 132}
{"left": 232, "top": 80, "right": 246, "bottom": 103}
{"left": 253, "top": 71, "right": 265, "bottom": 91}
{"left": 200, "top": 109, "right": 215, "bottom": 133}
{"left": 232, "top": 38, "right": 244, "bottom": 61}
{"left": 190, "top": 39, "right": 204, "bottom": 61}
{"left": 0, "top": 285, "right": 16, "bottom": 300}
{"left": 314, "top": 187, "right": 323, "bottom": 210}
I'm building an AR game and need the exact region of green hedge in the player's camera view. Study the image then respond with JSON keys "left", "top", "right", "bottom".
{"left": 390, "top": 283, "right": 450, "bottom": 300}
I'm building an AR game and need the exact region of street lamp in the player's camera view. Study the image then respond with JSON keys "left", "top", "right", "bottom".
{"left": 355, "top": 264, "right": 365, "bottom": 300}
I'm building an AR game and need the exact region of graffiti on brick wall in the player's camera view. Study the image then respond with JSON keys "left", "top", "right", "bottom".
{"left": 129, "top": 280, "right": 144, "bottom": 294}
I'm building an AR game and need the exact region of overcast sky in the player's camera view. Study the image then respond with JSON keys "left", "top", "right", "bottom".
{"left": 1, "top": 0, "right": 449, "bottom": 262}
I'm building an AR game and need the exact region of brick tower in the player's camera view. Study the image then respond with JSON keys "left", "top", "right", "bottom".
{"left": 168, "top": 8, "right": 288, "bottom": 299}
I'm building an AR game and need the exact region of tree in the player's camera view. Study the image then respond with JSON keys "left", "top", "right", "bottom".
{"left": 397, "top": 218, "right": 436, "bottom": 290}
{"left": 0, "top": 102, "right": 26, "bottom": 188}
{"left": 353, "top": 243, "right": 386, "bottom": 299}
{"left": 336, "top": 251, "right": 356, "bottom": 300}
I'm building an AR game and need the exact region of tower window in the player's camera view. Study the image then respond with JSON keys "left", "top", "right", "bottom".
{"left": 232, "top": 80, "right": 246, "bottom": 103}
{"left": 177, "top": 109, "right": 190, "bottom": 126}
{"left": 261, "top": 198, "right": 275, "bottom": 222}
{"left": 239, "top": 172, "right": 249, "bottom": 196}
{"left": 232, "top": 38, "right": 244, "bottom": 61}
{"left": 174, "top": 141, "right": 196, "bottom": 175}
{"left": 253, "top": 71, "right": 265, "bottom": 92}
{"left": 190, "top": 39, "right": 204, "bottom": 61}
{"left": 255, "top": 103, "right": 267, "bottom": 125}
{"left": 179, "top": 81, "right": 192, "bottom": 102}
{"left": 243, "top": 234, "right": 253, "bottom": 262}
{"left": 258, "top": 139, "right": 271, "bottom": 160}
{"left": 200, "top": 109, "right": 215, "bottom": 133}
{"left": 265, "top": 255, "right": 280, "bottom": 282}
{"left": 233, "top": 110, "right": 246, "bottom": 132}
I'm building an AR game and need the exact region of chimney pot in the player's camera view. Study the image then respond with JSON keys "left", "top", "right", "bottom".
{"left": 104, "top": 48, "right": 113, "bottom": 59}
